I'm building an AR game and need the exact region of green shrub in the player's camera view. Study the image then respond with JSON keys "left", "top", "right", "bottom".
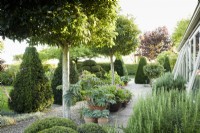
{"left": 114, "top": 58, "right": 127, "bottom": 77}
{"left": 143, "top": 63, "right": 164, "bottom": 79}
{"left": 125, "top": 64, "right": 138, "bottom": 75}
{"left": 104, "top": 71, "right": 123, "bottom": 85}
{"left": 157, "top": 51, "right": 177, "bottom": 70}
{"left": 79, "top": 70, "right": 103, "bottom": 90}
{"left": 82, "top": 60, "right": 97, "bottom": 66}
{"left": 135, "top": 57, "right": 149, "bottom": 84}
{"left": 9, "top": 47, "right": 53, "bottom": 113}
{"left": 78, "top": 123, "right": 107, "bottom": 133}
{"left": 24, "top": 117, "right": 77, "bottom": 133}
{"left": 0, "top": 64, "right": 19, "bottom": 85}
{"left": 153, "top": 73, "right": 186, "bottom": 92}
{"left": 80, "top": 60, "right": 105, "bottom": 78}
{"left": 98, "top": 63, "right": 110, "bottom": 72}
{"left": 0, "top": 71, "right": 13, "bottom": 85}
{"left": 163, "top": 56, "right": 171, "bottom": 72}
{"left": 125, "top": 90, "right": 200, "bottom": 133}
{"left": 38, "top": 126, "right": 78, "bottom": 133}
{"left": 51, "top": 56, "right": 79, "bottom": 105}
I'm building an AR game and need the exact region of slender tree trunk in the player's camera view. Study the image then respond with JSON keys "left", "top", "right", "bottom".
{"left": 62, "top": 45, "right": 70, "bottom": 118}
{"left": 110, "top": 54, "right": 115, "bottom": 85}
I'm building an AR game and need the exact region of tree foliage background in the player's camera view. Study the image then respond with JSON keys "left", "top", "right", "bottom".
{"left": 137, "top": 26, "right": 171, "bottom": 61}
{"left": 171, "top": 18, "right": 190, "bottom": 48}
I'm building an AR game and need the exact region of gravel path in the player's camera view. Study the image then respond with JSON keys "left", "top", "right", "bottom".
{"left": 0, "top": 79, "right": 151, "bottom": 133}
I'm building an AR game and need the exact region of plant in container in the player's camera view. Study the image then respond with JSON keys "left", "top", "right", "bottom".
{"left": 121, "top": 76, "right": 131, "bottom": 86}
{"left": 82, "top": 108, "right": 97, "bottom": 123}
{"left": 108, "top": 87, "right": 127, "bottom": 112}
{"left": 86, "top": 86, "right": 116, "bottom": 110}
{"left": 122, "top": 89, "right": 132, "bottom": 107}
{"left": 97, "top": 110, "right": 110, "bottom": 124}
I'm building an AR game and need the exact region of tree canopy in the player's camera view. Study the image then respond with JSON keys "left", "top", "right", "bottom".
{"left": 0, "top": 0, "right": 118, "bottom": 118}
{"left": 93, "top": 15, "right": 140, "bottom": 84}
{"left": 137, "top": 26, "right": 171, "bottom": 61}
{"left": 171, "top": 18, "right": 190, "bottom": 48}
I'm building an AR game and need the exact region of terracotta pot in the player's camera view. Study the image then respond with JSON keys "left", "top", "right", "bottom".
{"left": 109, "top": 102, "right": 121, "bottom": 112}
{"left": 84, "top": 117, "right": 97, "bottom": 123}
{"left": 98, "top": 117, "right": 109, "bottom": 124}
{"left": 88, "top": 105, "right": 107, "bottom": 110}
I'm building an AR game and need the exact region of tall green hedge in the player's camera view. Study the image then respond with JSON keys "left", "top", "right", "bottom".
{"left": 51, "top": 56, "right": 79, "bottom": 105}
{"left": 135, "top": 57, "right": 149, "bottom": 84}
{"left": 114, "top": 58, "right": 127, "bottom": 77}
{"left": 163, "top": 56, "right": 171, "bottom": 72}
{"left": 125, "top": 64, "right": 138, "bottom": 75}
{"left": 9, "top": 47, "right": 54, "bottom": 113}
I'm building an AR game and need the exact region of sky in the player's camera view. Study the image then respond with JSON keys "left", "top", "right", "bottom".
{"left": 0, "top": 0, "right": 198, "bottom": 64}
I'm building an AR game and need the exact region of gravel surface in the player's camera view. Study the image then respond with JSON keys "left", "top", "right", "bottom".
{"left": 0, "top": 79, "right": 151, "bottom": 133}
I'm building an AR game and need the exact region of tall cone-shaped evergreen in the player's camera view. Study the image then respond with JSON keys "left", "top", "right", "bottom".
{"left": 114, "top": 57, "right": 128, "bottom": 77}
{"left": 135, "top": 57, "right": 150, "bottom": 84}
{"left": 9, "top": 47, "right": 54, "bottom": 113}
{"left": 51, "top": 56, "right": 79, "bottom": 105}
{"left": 163, "top": 56, "right": 171, "bottom": 72}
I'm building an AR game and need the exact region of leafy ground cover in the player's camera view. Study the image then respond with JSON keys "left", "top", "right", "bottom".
{"left": 0, "top": 86, "right": 13, "bottom": 112}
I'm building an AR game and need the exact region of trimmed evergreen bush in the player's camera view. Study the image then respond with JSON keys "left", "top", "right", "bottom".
{"left": 38, "top": 126, "right": 78, "bottom": 133}
{"left": 24, "top": 117, "right": 77, "bottom": 133}
{"left": 78, "top": 123, "right": 107, "bottom": 133}
{"left": 114, "top": 58, "right": 127, "bottom": 77}
{"left": 9, "top": 47, "right": 53, "bottom": 113}
{"left": 51, "top": 56, "right": 79, "bottom": 105}
{"left": 80, "top": 60, "right": 105, "bottom": 78}
{"left": 135, "top": 57, "right": 149, "bottom": 84}
{"left": 163, "top": 56, "right": 171, "bottom": 72}
{"left": 125, "top": 90, "right": 200, "bottom": 133}
{"left": 143, "top": 63, "right": 164, "bottom": 80}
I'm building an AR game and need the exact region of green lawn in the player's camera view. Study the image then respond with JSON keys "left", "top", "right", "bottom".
{"left": 0, "top": 86, "right": 13, "bottom": 112}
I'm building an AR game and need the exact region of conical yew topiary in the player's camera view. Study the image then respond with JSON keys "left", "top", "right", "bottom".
{"left": 9, "top": 47, "right": 54, "bottom": 113}
{"left": 51, "top": 56, "right": 79, "bottom": 105}
{"left": 163, "top": 56, "right": 171, "bottom": 72}
{"left": 135, "top": 57, "right": 150, "bottom": 84}
{"left": 114, "top": 57, "right": 128, "bottom": 77}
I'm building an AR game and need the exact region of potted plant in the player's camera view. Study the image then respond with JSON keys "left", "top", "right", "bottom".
{"left": 97, "top": 110, "right": 110, "bottom": 124}
{"left": 121, "top": 76, "right": 131, "bottom": 86}
{"left": 109, "top": 87, "right": 126, "bottom": 112}
{"left": 122, "top": 89, "right": 132, "bottom": 107}
{"left": 82, "top": 108, "right": 97, "bottom": 123}
{"left": 86, "top": 86, "right": 116, "bottom": 110}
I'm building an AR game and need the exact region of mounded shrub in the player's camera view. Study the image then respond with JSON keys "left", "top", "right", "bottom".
{"left": 98, "top": 63, "right": 110, "bottom": 72}
{"left": 143, "top": 63, "right": 164, "bottom": 80}
{"left": 9, "top": 47, "right": 54, "bottom": 113}
{"left": 125, "top": 90, "right": 200, "bottom": 133}
{"left": 153, "top": 72, "right": 186, "bottom": 92}
{"left": 51, "top": 56, "right": 79, "bottom": 105}
{"left": 163, "top": 56, "right": 171, "bottom": 72}
{"left": 114, "top": 58, "right": 127, "bottom": 77}
{"left": 135, "top": 57, "right": 149, "bottom": 84}
{"left": 24, "top": 117, "right": 77, "bottom": 133}
{"left": 78, "top": 123, "right": 107, "bottom": 133}
{"left": 38, "top": 126, "right": 78, "bottom": 133}
{"left": 80, "top": 60, "right": 105, "bottom": 78}
{"left": 82, "top": 60, "right": 97, "bottom": 66}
